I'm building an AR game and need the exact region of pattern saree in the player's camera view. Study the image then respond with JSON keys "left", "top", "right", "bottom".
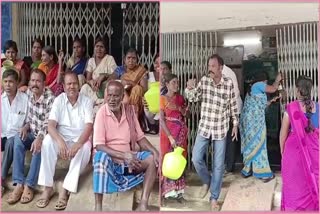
{"left": 38, "top": 63, "right": 64, "bottom": 96}
{"left": 240, "top": 93, "right": 273, "bottom": 178}
{"left": 160, "top": 94, "right": 188, "bottom": 198}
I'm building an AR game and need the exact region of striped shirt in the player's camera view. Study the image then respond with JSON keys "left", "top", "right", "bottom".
{"left": 26, "top": 87, "right": 55, "bottom": 138}
{"left": 185, "top": 75, "right": 239, "bottom": 140}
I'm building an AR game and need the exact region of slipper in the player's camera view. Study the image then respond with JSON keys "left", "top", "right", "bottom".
{"left": 260, "top": 175, "right": 275, "bottom": 183}
{"left": 36, "top": 191, "right": 55, "bottom": 208}
{"left": 6, "top": 187, "right": 24, "bottom": 204}
{"left": 20, "top": 187, "right": 34, "bottom": 204}
{"left": 54, "top": 197, "right": 69, "bottom": 210}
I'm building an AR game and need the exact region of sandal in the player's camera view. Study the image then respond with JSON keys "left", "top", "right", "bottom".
{"left": 36, "top": 190, "right": 55, "bottom": 208}
{"left": 54, "top": 197, "right": 69, "bottom": 210}
{"left": 20, "top": 186, "right": 34, "bottom": 204}
{"left": 6, "top": 186, "right": 24, "bottom": 204}
{"left": 260, "top": 175, "right": 275, "bottom": 183}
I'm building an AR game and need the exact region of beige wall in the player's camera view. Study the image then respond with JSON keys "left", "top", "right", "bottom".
{"left": 161, "top": 2, "right": 319, "bottom": 33}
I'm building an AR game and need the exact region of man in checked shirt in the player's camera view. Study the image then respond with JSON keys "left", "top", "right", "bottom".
{"left": 6, "top": 69, "right": 55, "bottom": 204}
{"left": 185, "top": 54, "right": 238, "bottom": 210}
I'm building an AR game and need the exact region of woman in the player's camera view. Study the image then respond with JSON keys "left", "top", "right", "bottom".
{"left": 280, "top": 76, "right": 319, "bottom": 211}
{"left": 160, "top": 61, "right": 172, "bottom": 95}
{"left": 160, "top": 73, "right": 188, "bottom": 205}
{"left": 23, "top": 38, "right": 43, "bottom": 70}
{"left": 2, "top": 40, "right": 29, "bottom": 90}
{"left": 80, "top": 37, "right": 117, "bottom": 108}
{"left": 38, "top": 46, "right": 64, "bottom": 96}
{"left": 114, "top": 48, "right": 148, "bottom": 121}
{"left": 66, "top": 38, "right": 88, "bottom": 87}
{"left": 239, "top": 71, "right": 281, "bottom": 182}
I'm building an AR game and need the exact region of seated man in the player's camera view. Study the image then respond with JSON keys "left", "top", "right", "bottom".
{"left": 6, "top": 69, "right": 55, "bottom": 204}
{"left": 36, "top": 71, "right": 93, "bottom": 210}
{"left": 93, "top": 81, "right": 159, "bottom": 211}
{"left": 1, "top": 69, "right": 28, "bottom": 195}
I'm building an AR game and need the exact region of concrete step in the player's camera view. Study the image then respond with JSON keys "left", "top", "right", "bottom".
{"left": 221, "top": 176, "right": 276, "bottom": 211}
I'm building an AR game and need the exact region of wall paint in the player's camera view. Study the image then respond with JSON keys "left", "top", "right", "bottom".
{"left": 161, "top": 2, "right": 318, "bottom": 33}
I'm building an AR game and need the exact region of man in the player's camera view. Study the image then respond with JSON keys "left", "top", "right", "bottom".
{"left": 36, "top": 71, "right": 93, "bottom": 210}
{"left": 1, "top": 69, "right": 29, "bottom": 196}
{"left": 185, "top": 54, "right": 238, "bottom": 210}
{"left": 6, "top": 69, "right": 55, "bottom": 204}
{"left": 222, "top": 65, "right": 242, "bottom": 174}
{"left": 93, "top": 81, "right": 159, "bottom": 211}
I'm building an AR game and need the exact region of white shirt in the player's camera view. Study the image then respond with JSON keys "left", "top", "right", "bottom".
{"left": 49, "top": 93, "right": 94, "bottom": 142}
{"left": 1, "top": 91, "right": 29, "bottom": 138}
{"left": 222, "top": 65, "right": 243, "bottom": 114}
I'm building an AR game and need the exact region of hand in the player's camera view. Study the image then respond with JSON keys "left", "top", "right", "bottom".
{"left": 186, "top": 79, "right": 196, "bottom": 90}
{"left": 168, "top": 135, "right": 177, "bottom": 148}
{"left": 152, "top": 150, "right": 159, "bottom": 167}
{"left": 58, "top": 50, "right": 64, "bottom": 63}
{"left": 68, "top": 142, "right": 83, "bottom": 159}
{"left": 275, "top": 72, "right": 282, "bottom": 83}
{"left": 57, "top": 139, "right": 68, "bottom": 160}
{"left": 92, "top": 79, "right": 99, "bottom": 91}
{"left": 30, "top": 138, "right": 42, "bottom": 155}
{"left": 231, "top": 126, "right": 238, "bottom": 141}
{"left": 270, "top": 96, "right": 281, "bottom": 103}
{"left": 19, "top": 126, "right": 29, "bottom": 141}
{"left": 143, "top": 98, "right": 149, "bottom": 110}
{"left": 124, "top": 152, "right": 142, "bottom": 172}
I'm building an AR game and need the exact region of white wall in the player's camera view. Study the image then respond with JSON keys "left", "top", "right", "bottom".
{"left": 161, "top": 2, "right": 319, "bottom": 33}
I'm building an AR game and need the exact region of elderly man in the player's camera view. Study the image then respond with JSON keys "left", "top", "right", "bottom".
{"left": 1, "top": 69, "right": 29, "bottom": 196}
{"left": 6, "top": 69, "right": 55, "bottom": 204}
{"left": 36, "top": 71, "right": 93, "bottom": 210}
{"left": 185, "top": 54, "right": 238, "bottom": 210}
{"left": 93, "top": 80, "right": 159, "bottom": 211}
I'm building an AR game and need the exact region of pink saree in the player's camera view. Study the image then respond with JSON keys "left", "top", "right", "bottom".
{"left": 281, "top": 101, "right": 319, "bottom": 211}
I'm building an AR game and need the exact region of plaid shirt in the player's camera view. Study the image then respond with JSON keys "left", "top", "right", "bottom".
{"left": 185, "top": 75, "right": 239, "bottom": 140}
{"left": 26, "top": 87, "right": 55, "bottom": 138}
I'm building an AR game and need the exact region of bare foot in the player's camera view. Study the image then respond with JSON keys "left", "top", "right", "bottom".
{"left": 94, "top": 204, "right": 102, "bottom": 211}
{"left": 211, "top": 199, "right": 220, "bottom": 211}
{"left": 135, "top": 200, "right": 149, "bottom": 211}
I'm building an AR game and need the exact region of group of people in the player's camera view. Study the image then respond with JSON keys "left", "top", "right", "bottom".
{"left": 1, "top": 38, "right": 162, "bottom": 211}
{"left": 1, "top": 37, "right": 318, "bottom": 212}
{"left": 160, "top": 54, "right": 318, "bottom": 211}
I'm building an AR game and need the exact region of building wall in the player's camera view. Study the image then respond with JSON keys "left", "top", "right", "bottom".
{"left": 161, "top": 2, "right": 319, "bottom": 33}
{"left": 1, "top": 2, "right": 12, "bottom": 50}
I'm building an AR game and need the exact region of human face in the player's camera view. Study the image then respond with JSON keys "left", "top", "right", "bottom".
{"left": 94, "top": 41, "right": 106, "bottom": 59}
{"left": 166, "top": 77, "right": 179, "bottom": 93}
{"left": 63, "top": 74, "right": 79, "bottom": 99}
{"left": 208, "top": 58, "right": 222, "bottom": 80}
{"left": 32, "top": 42, "right": 42, "bottom": 59}
{"left": 160, "top": 63, "right": 170, "bottom": 74}
{"left": 41, "top": 50, "right": 53, "bottom": 66}
{"left": 154, "top": 56, "right": 160, "bottom": 73}
{"left": 125, "top": 52, "right": 138, "bottom": 70}
{"left": 5, "top": 48, "right": 17, "bottom": 62}
{"left": 73, "top": 41, "right": 84, "bottom": 58}
{"left": 106, "top": 85, "right": 123, "bottom": 112}
{"left": 29, "top": 72, "right": 45, "bottom": 96}
{"left": 2, "top": 75, "right": 18, "bottom": 95}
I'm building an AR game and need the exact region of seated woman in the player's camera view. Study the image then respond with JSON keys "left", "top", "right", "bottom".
{"left": 23, "top": 38, "right": 43, "bottom": 70}
{"left": 280, "top": 75, "right": 319, "bottom": 211}
{"left": 80, "top": 37, "right": 117, "bottom": 111}
{"left": 2, "top": 40, "right": 30, "bottom": 90}
{"left": 38, "top": 46, "right": 64, "bottom": 96}
{"left": 113, "top": 48, "right": 148, "bottom": 126}
{"left": 66, "top": 38, "right": 88, "bottom": 87}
